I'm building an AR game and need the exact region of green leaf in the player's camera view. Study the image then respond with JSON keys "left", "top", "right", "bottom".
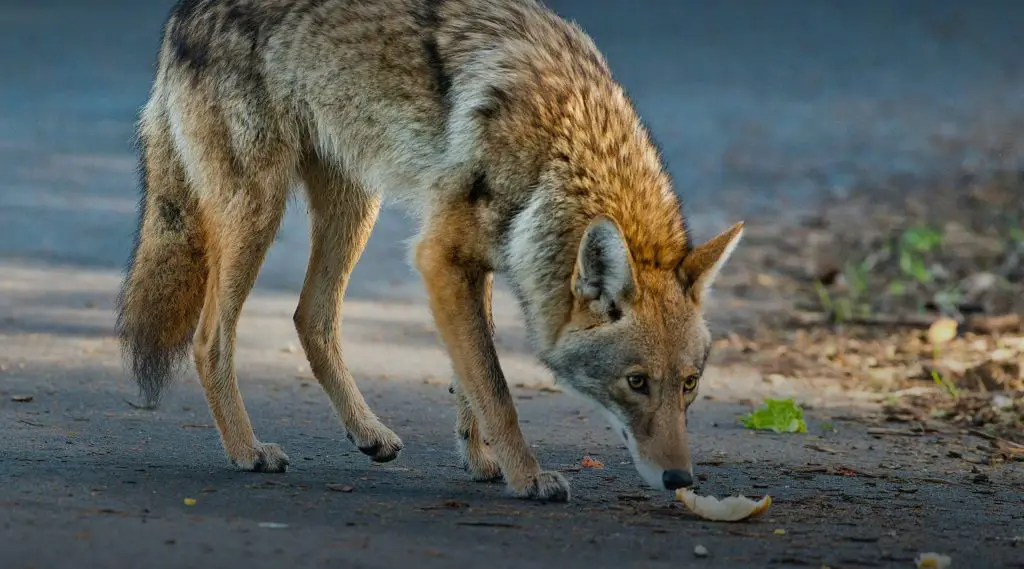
{"left": 908, "top": 257, "right": 932, "bottom": 283}
{"left": 740, "top": 398, "right": 808, "bottom": 433}
{"left": 900, "top": 226, "right": 943, "bottom": 253}
{"left": 813, "top": 280, "right": 834, "bottom": 314}
{"left": 899, "top": 249, "right": 914, "bottom": 277}
{"left": 930, "top": 370, "right": 959, "bottom": 399}
{"left": 845, "top": 260, "right": 869, "bottom": 296}
{"left": 835, "top": 297, "right": 853, "bottom": 323}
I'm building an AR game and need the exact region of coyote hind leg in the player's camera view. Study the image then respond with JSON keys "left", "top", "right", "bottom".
{"left": 185, "top": 116, "right": 293, "bottom": 472}
{"left": 191, "top": 187, "right": 290, "bottom": 472}
{"left": 293, "top": 159, "right": 403, "bottom": 463}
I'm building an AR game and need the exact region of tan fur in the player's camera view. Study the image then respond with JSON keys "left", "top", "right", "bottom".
{"left": 115, "top": 0, "right": 743, "bottom": 501}
{"left": 452, "top": 272, "right": 503, "bottom": 482}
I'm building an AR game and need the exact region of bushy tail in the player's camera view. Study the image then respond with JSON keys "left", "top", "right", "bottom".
{"left": 115, "top": 118, "right": 207, "bottom": 408}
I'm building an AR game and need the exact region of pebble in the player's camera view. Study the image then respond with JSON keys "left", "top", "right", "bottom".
{"left": 693, "top": 545, "right": 709, "bottom": 558}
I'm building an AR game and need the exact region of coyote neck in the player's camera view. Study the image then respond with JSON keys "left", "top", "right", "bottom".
{"left": 504, "top": 179, "right": 687, "bottom": 358}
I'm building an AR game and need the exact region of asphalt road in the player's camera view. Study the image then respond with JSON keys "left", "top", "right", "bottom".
{"left": 2, "top": 1, "right": 1024, "bottom": 568}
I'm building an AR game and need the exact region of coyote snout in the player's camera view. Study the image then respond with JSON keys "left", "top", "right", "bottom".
{"left": 619, "top": 386, "right": 695, "bottom": 491}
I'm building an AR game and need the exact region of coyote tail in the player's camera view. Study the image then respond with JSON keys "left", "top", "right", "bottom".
{"left": 115, "top": 116, "right": 207, "bottom": 407}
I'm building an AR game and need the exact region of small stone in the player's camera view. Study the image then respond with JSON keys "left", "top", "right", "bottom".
{"left": 693, "top": 544, "right": 709, "bottom": 558}
{"left": 11, "top": 395, "right": 33, "bottom": 403}
{"left": 961, "top": 272, "right": 999, "bottom": 297}
{"left": 258, "top": 522, "right": 289, "bottom": 529}
{"left": 992, "top": 394, "right": 1013, "bottom": 409}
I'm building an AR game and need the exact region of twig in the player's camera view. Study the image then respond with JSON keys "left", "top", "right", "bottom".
{"left": 831, "top": 466, "right": 884, "bottom": 479}
{"left": 804, "top": 443, "right": 844, "bottom": 454}
{"left": 917, "top": 477, "right": 953, "bottom": 485}
{"left": 790, "top": 311, "right": 935, "bottom": 328}
{"left": 966, "top": 313, "right": 1023, "bottom": 334}
{"left": 967, "top": 429, "right": 1024, "bottom": 450}
{"left": 789, "top": 466, "right": 830, "bottom": 474}
{"left": 867, "top": 426, "right": 946, "bottom": 436}
{"left": 790, "top": 310, "right": 1022, "bottom": 333}
{"left": 867, "top": 427, "right": 921, "bottom": 436}
{"left": 887, "top": 386, "right": 941, "bottom": 398}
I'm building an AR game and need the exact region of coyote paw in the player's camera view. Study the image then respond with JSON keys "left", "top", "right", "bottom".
{"left": 231, "top": 442, "right": 290, "bottom": 473}
{"left": 456, "top": 437, "right": 503, "bottom": 482}
{"left": 346, "top": 420, "right": 404, "bottom": 463}
{"left": 507, "top": 471, "right": 571, "bottom": 503}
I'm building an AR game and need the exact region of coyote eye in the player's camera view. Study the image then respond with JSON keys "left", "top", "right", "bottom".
{"left": 626, "top": 373, "right": 649, "bottom": 394}
{"left": 683, "top": 374, "right": 699, "bottom": 392}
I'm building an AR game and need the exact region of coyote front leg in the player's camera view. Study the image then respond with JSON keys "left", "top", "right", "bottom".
{"left": 452, "top": 272, "right": 502, "bottom": 482}
{"left": 416, "top": 212, "right": 570, "bottom": 502}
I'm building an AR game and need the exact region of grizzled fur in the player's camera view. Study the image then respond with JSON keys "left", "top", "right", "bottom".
{"left": 116, "top": 0, "right": 744, "bottom": 502}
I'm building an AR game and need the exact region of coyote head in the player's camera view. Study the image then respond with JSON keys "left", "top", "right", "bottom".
{"left": 542, "top": 216, "right": 744, "bottom": 491}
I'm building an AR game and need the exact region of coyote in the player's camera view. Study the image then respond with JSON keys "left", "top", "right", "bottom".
{"left": 116, "top": 0, "right": 744, "bottom": 503}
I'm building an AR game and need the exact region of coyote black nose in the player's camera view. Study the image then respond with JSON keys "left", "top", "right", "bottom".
{"left": 662, "top": 469, "right": 693, "bottom": 490}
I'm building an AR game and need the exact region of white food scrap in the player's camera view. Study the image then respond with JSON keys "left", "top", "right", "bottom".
{"left": 914, "top": 553, "right": 952, "bottom": 569}
{"left": 675, "top": 488, "right": 772, "bottom": 522}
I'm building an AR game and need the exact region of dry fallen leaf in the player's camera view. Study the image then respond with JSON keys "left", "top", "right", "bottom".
{"left": 675, "top": 489, "right": 772, "bottom": 522}
{"left": 11, "top": 395, "right": 33, "bottom": 403}
{"left": 183, "top": 498, "right": 196, "bottom": 506}
{"left": 927, "top": 318, "right": 958, "bottom": 345}
{"left": 580, "top": 456, "right": 604, "bottom": 469}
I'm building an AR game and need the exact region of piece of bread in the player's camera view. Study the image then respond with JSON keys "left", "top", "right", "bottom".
{"left": 675, "top": 489, "right": 772, "bottom": 522}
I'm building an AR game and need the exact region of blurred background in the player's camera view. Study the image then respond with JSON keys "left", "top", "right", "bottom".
{"left": 3, "top": 0, "right": 1022, "bottom": 297}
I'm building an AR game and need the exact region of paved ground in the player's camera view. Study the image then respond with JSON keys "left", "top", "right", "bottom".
{"left": 3, "top": 284, "right": 1022, "bottom": 569}
{"left": 2, "top": 1, "right": 1023, "bottom": 568}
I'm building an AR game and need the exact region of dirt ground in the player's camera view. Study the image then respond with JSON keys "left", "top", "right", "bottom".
{"left": 714, "top": 171, "right": 1024, "bottom": 448}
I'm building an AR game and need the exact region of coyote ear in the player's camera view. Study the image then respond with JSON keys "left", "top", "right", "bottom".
{"left": 573, "top": 216, "right": 636, "bottom": 317}
{"left": 679, "top": 221, "right": 744, "bottom": 301}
